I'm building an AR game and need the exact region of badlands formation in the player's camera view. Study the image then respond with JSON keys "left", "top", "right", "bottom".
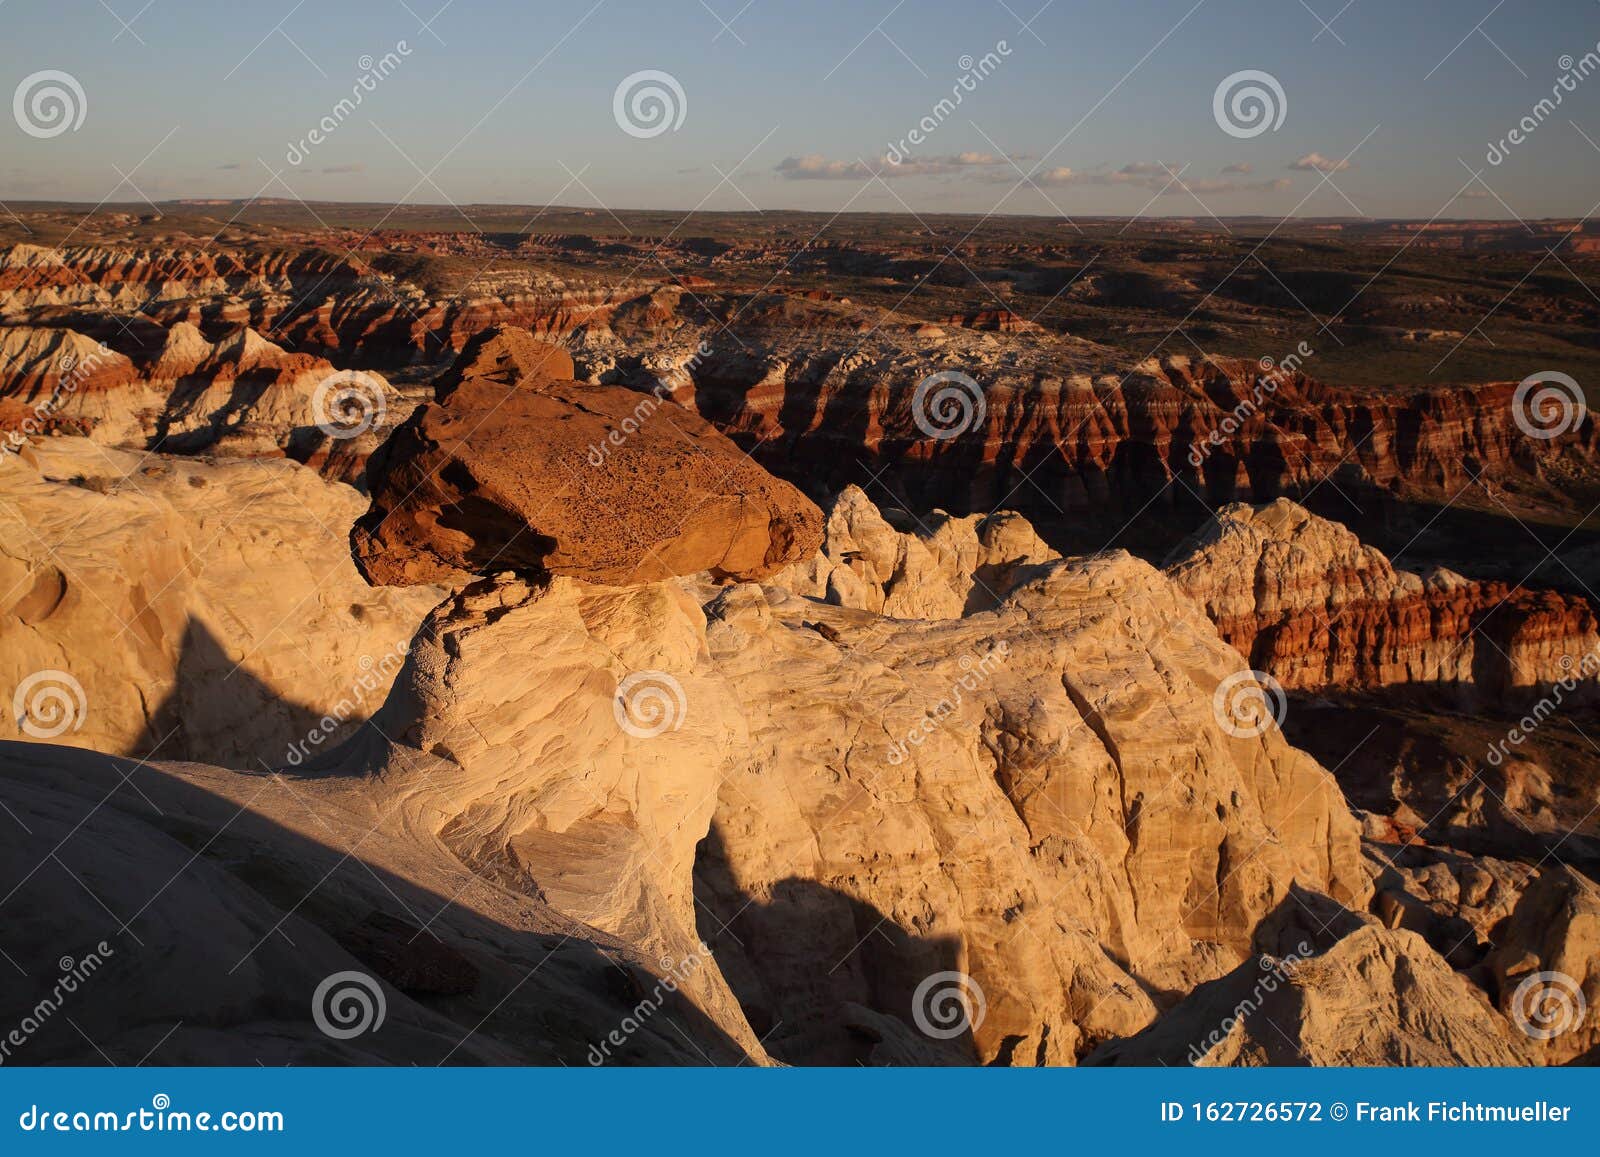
{"left": 0, "top": 216, "right": 1597, "bottom": 1067}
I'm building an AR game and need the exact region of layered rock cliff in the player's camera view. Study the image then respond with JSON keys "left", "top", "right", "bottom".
{"left": 0, "top": 320, "right": 396, "bottom": 459}
{"left": 1166, "top": 498, "right": 1599, "bottom": 696}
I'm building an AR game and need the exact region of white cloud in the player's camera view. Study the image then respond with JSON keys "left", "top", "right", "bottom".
{"left": 1117, "top": 161, "right": 1177, "bottom": 176}
{"left": 774, "top": 153, "right": 1294, "bottom": 196}
{"left": 774, "top": 152, "right": 1016, "bottom": 180}
{"left": 1290, "top": 152, "right": 1354, "bottom": 173}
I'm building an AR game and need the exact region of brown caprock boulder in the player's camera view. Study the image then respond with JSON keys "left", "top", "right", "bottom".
{"left": 351, "top": 331, "right": 821, "bottom": 587}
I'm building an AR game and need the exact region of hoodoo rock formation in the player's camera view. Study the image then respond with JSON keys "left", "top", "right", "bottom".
{"left": 351, "top": 338, "right": 822, "bottom": 587}
{"left": 210, "top": 478, "right": 1370, "bottom": 1064}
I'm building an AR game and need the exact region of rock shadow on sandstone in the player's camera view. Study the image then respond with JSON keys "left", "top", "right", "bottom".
{"left": 0, "top": 739, "right": 753, "bottom": 1066}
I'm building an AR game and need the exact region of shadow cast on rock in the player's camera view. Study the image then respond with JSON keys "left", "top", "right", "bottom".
{"left": 0, "top": 739, "right": 754, "bottom": 1067}
{"left": 693, "top": 822, "right": 975, "bottom": 1066}
{"left": 127, "top": 616, "right": 332, "bottom": 768}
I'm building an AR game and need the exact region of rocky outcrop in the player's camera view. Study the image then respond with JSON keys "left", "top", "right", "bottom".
{"left": 1088, "top": 901, "right": 1530, "bottom": 1066}
{"left": 1167, "top": 498, "right": 1599, "bottom": 696}
{"left": 351, "top": 354, "right": 822, "bottom": 587}
{"left": 940, "top": 308, "right": 1040, "bottom": 333}
{"left": 700, "top": 556, "right": 1367, "bottom": 1064}
{"left": 777, "top": 484, "right": 1059, "bottom": 618}
{"left": 1365, "top": 843, "right": 1534, "bottom": 969}
{"left": 318, "top": 571, "right": 772, "bottom": 1063}
{"left": 0, "top": 470, "right": 1375, "bottom": 1065}
{"left": 0, "top": 438, "right": 439, "bottom": 765}
{"left": 0, "top": 736, "right": 749, "bottom": 1065}
{"left": 332, "top": 491, "right": 1368, "bottom": 1065}
{"left": 0, "top": 326, "right": 140, "bottom": 444}
{"left": 1487, "top": 866, "right": 1600, "bottom": 1064}
{"left": 143, "top": 322, "right": 387, "bottom": 455}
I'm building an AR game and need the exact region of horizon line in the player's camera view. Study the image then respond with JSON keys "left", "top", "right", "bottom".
{"left": 1, "top": 198, "right": 1588, "bottom": 226}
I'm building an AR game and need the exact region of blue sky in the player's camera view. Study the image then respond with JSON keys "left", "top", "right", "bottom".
{"left": 3, "top": 0, "right": 1599, "bottom": 217}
